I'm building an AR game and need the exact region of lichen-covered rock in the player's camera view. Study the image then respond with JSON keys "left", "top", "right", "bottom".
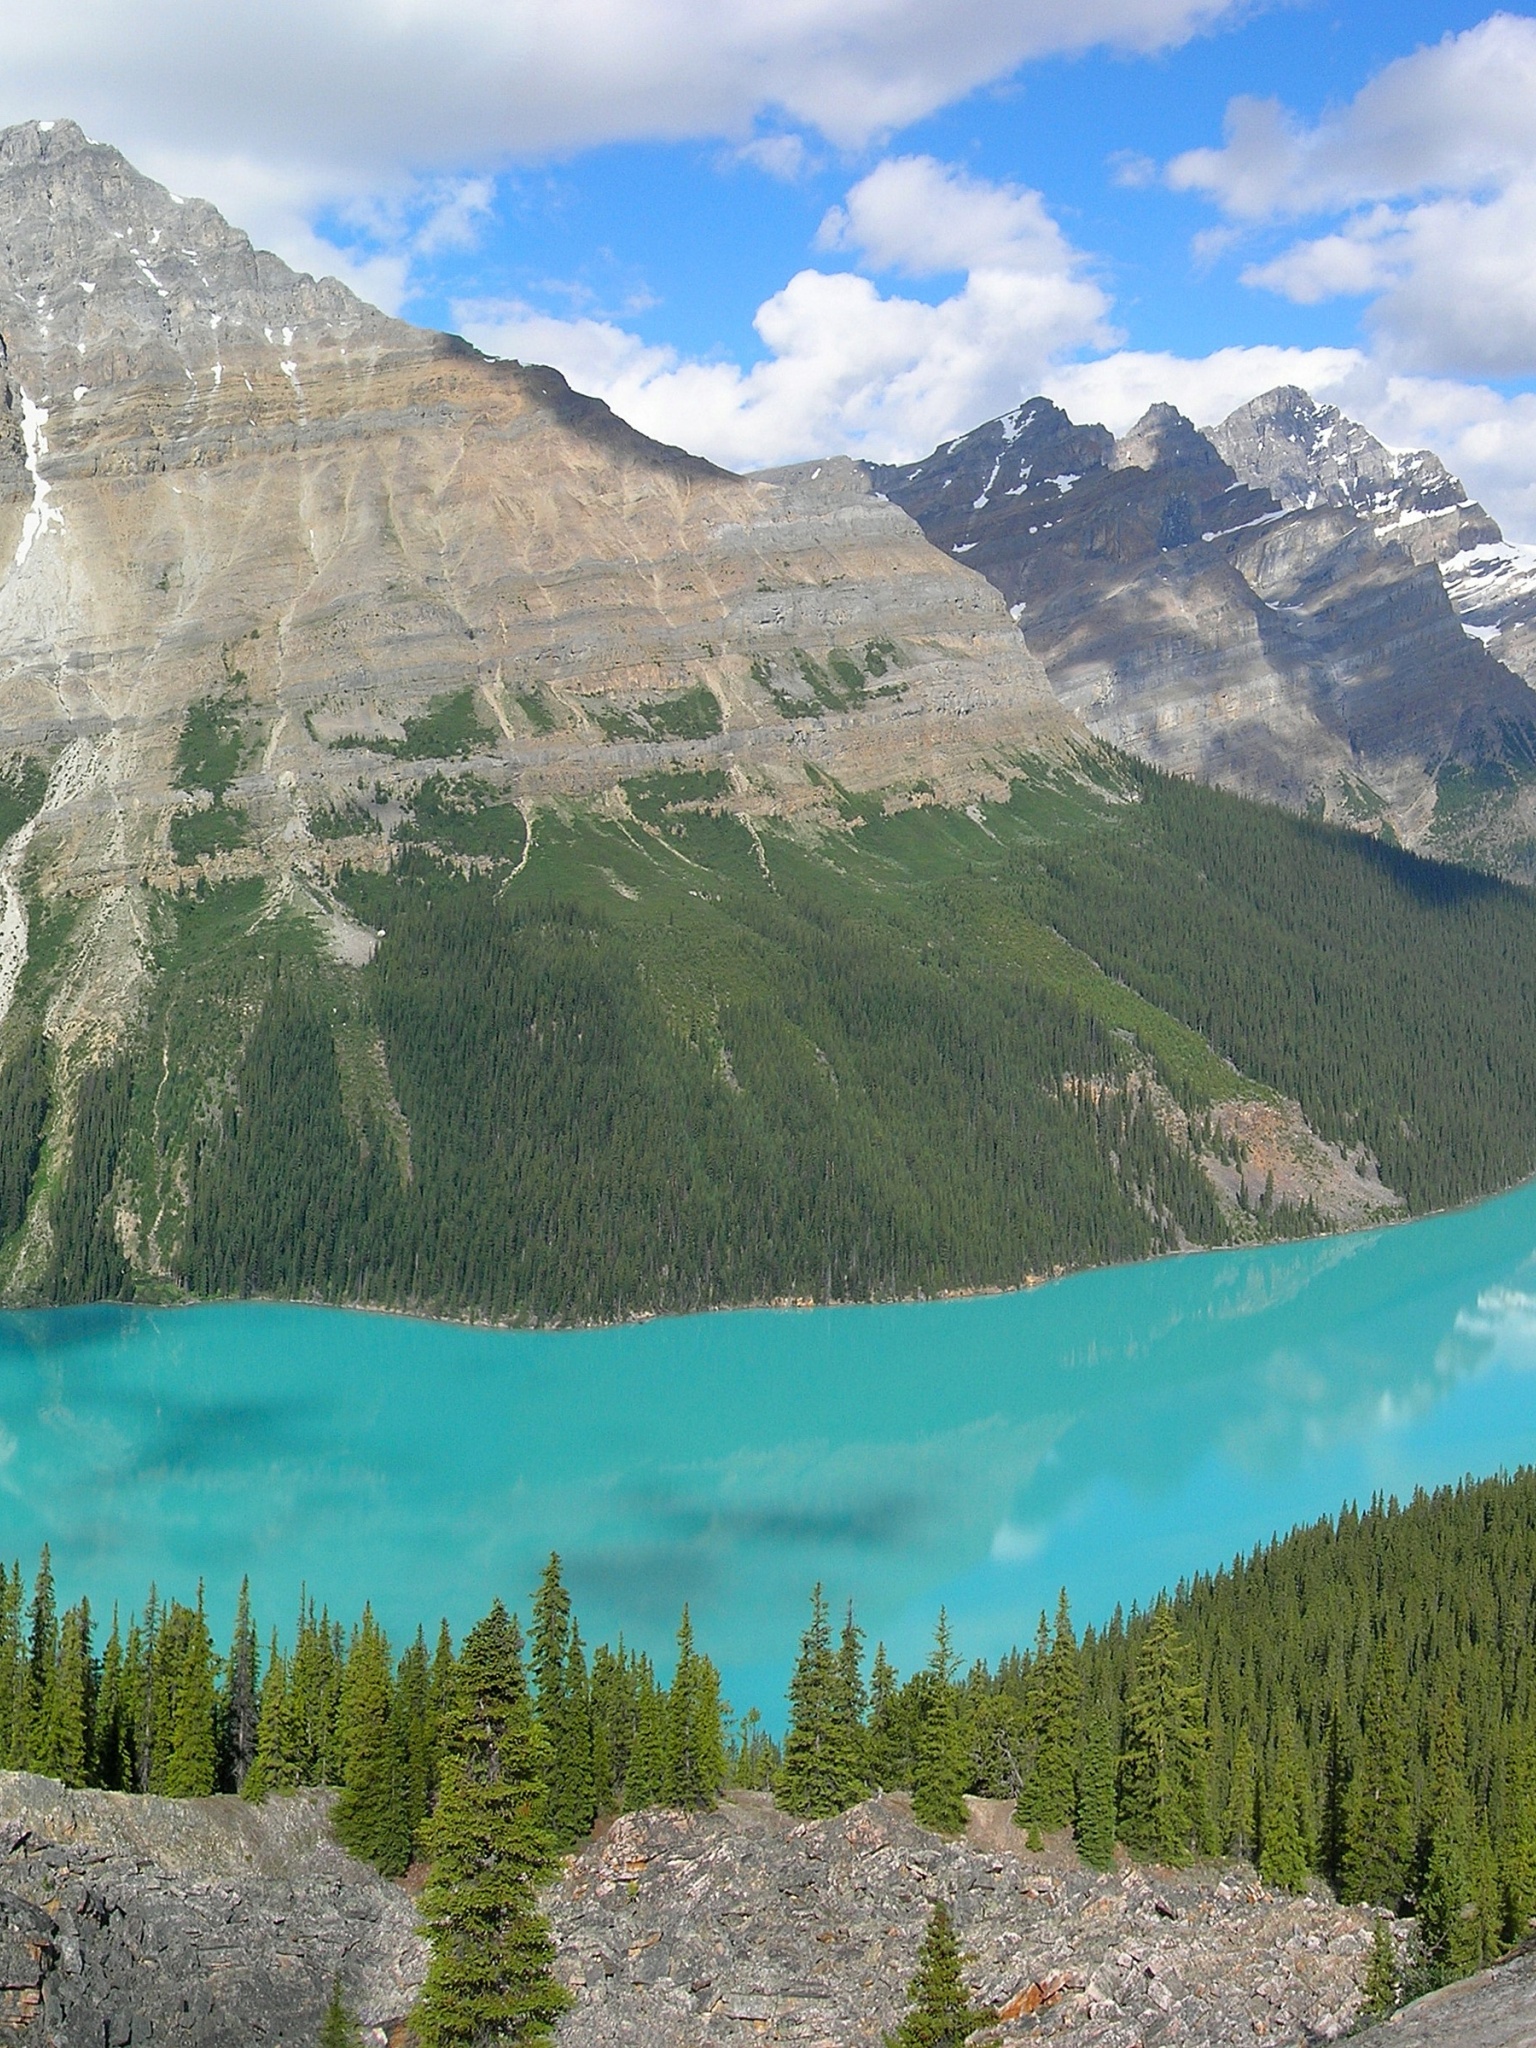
{"left": 544, "top": 1794, "right": 1383, "bottom": 2046}
{"left": 0, "top": 1771, "right": 427, "bottom": 2044}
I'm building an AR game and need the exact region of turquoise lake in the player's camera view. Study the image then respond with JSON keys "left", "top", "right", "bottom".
{"left": 11, "top": 1178, "right": 1536, "bottom": 1719}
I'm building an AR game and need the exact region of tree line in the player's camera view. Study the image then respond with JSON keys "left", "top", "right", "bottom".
{"left": 14, "top": 1469, "right": 1536, "bottom": 2035}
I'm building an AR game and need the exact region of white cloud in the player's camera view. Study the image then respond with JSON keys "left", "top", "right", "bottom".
{"left": 457, "top": 155, "right": 1116, "bottom": 472}
{"left": 2, "top": 0, "right": 1245, "bottom": 218}
{"left": 1166, "top": 15, "right": 1536, "bottom": 379}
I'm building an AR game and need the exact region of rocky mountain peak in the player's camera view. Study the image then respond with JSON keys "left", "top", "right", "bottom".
{"left": 0, "top": 116, "right": 408, "bottom": 394}
{"left": 1111, "top": 403, "right": 1230, "bottom": 478}
{"left": 1210, "top": 384, "right": 1500, "bottom": 565}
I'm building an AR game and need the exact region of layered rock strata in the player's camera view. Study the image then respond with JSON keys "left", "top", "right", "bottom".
{"left": 0, "top": 118, "right": 1073, "bottom": 1040}
{"left": 871, "top": 395, "right": 1536, "bottom": 869}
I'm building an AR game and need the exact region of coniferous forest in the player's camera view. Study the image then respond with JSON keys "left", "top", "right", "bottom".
{"left": 9, "top": 759, "right": 1536, "bottom": 1322}
{"left": 12, "top": 1469, "right": 1536, "bottom": 2028}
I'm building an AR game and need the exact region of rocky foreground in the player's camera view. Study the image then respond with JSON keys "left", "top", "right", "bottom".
{"left": 550, "top": 1794, "right": 1386, "bottom": 2046}
{"left": 2, "top": 1774, "right": 1535, "bottom": 2045}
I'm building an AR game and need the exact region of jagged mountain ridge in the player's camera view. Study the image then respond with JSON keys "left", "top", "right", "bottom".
{"left": 871, "top": 390, "right": 1536, "bottom": 872}
{"left": 0, "top": 117, "right": 1073, "bottom": 1046}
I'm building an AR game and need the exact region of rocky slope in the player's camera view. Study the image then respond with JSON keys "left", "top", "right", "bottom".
{"left": 0, "top": 1770, "right": 426, "bottom": 2041}
{"left": 0, "top": 117, "right": 1072, "bottom": 1050}
{"left": 1211, "top": 386, "right": 1536, "bottom": 704}
{"left": 871, "top": 393, "right": 1536, "bottom": 872}
{"left": 549, "top": 1795, "right": 1388, "bottom": 2047}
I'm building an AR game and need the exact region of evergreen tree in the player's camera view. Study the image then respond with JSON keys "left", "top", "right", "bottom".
{"left": 530, "top": 1555, "right": 571, "bottom": 1725}
{"left": 1116, "top": 1602, "right": 1206, "bottom": 1865}
{"left": 0, "top": 1565, "right": 26, "bottom": 1770}
{"left": 94, "top": 1610, "right": 130, "bottom": 1791}
{"left": 867, "top": 1643, "right": 905, "bottom": 1792}
{"left": 1074, "top": 1712, "right": 1116, "bottom": 1871}
{"left": 318, "top": 1976, "right": 363, "bottom": 2048}
{"left": 1015, "top": 1591, "right": 1079, "bottom": 1832}
{"left": 662, "top": 1608, "right": 723, "bottom": 1812}
{"left": 777, "top": 1587, "right": 864, "bottom": 1818}
{"left": 883, "top": 1902, "right": 996, "bottom": 2048}
{"left": 25, "top": 1546, "right": 57, "bottom": 1768}
{"left": 243, "top": 1631, "right": 290, "bottom": 1801}
{"left": 1362, "top": 1918, "right": 1398, "bottom": 2020}
{"left": 414, "top": 1601, "right": 570, "bottom": 2046}
{"left": 334, "top": 1607, "right": 409, "bottom": 1876}
{"left": 1340, "top": 1640, "right": 1413, "bottom": 1908}
{"left": 1498, "top": 1724, "right": 1536, "bottom": 1942}
{"left": 834, "top": 1603, "right": 869, "bottom": 1795}
{"left": 1224, "top": 1726, "right": 1257, "bottom": 1860}
{"left": 1258, "top": 1730, "right": 1310, "bottom": 1894}
{"left": 621, "top": 1660, "right": 666, "bottom": 1811}
{"left": 1417, "top": 1696, "right": 1494, "bottom": 1982}
{"left": 223, "top": 1576, "right": 259, "bottom": 1792}
{"left": 164, "top": 1591, "right": 218, "bottom": 1798}
{"left": 395, "top": 1628, "right": 437, "bottom": 1860}
{"left": 41, "top": 1601, "right": 91, "bottom": 1786}
{"left": 912, "top": 1619, "right": 967, "bottom": 1837}
{"left": 545, "top": 1625, "right": 597, "bottom": 1848}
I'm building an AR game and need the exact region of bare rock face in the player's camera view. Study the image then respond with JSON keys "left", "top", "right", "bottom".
{"left": 0, "top": 118, "right": 1073, "bottom": 1044}
{"left": 546, "top": 1796, "right": 1382, "bottom": 2047}
{"left": 871, "top": 395, "right": 1536, "bottom": 872}
{"left": 1377, "top": 1947, "right": 1536, "bottom": 2047}
{"left": 1206, "top": 385, "right": 1501, "bottom": 567}
{"left": 0, "top": 1770, "right": 426, "bottom": 2042}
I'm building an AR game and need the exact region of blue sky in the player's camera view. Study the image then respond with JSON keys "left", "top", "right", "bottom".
{"left": 5, "top": 1, "right": 1536, "bottom": 526}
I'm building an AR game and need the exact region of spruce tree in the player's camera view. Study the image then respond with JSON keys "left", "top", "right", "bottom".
{"left": 1498, "top": 1723, "right": 1536, "bottom": 1942}
{"left": 1417, "top": 1696, "right": 1493, "bottom": 1983}
{"left": 334, "top": 1607, "right": 409, "bottom": 1876}
{"left": 777, "top": 1587, "right": 864, "bottom": 1818}
{"left": 223, "top": 1576, "right": 259, "bottom": 1792}
{"left": 319, "top": 1976, "right": 363, "bottom": 2048}
{"left": 1258, "top": 1731, "right": 1310, "bottom": 1893}
{"left": 1340, "top": 1640, "right": 1412, "bottom": 1908}
{"left": 41, "top": 1602, "right": 91, "bottom": 1786}
{"left": 662, "top": 1608, "right": 724, "bottom": 1812}
{"left": 164, "top": 1592, "right": 218, "bottom": 1799}
{"left": 530, "top": 1555, "right": 571, "bottom": 1725}
{"left": 94, "top": 1609, "right": 129, "bottom": 1791}
{"left": 25, "top": 1546, "right": 57, "bottom": 1768}
{"left": 1362, "top": 1917, "right": 1398, "bottom": 2020}
{"left": 1016, "top": 1591, "right": 1079, "bottom": 1832}
{"left": 866, "top": 1644, "right": 906, "bottom": 1792}
{"left": 414, "top": 1601, "right": 570, "bottom": 2046}
{"left": 0, "top": 1565, "right": 26, "bottom": 1770}
{"left": 546, "top": 1626, "right": 597, "bottom": 1847}
{"left": 912, "top": 1619, "right": 968, "bottom": 1836}
{"left": 395, "top": 1629, "right": 437, "bottom": 1860}
{"left": 621, "top": 1660, "right": 666, "bottom": 1811}
{"left": 1224, "top": 1726, "right": 1257, "bottom": 1859}
{"left": 243, "top": 1631, "right": 290, "bottom": 1802}
{"left": 1115, "top": 1601, "right": 1206, "bottom": 1865}
{"left": 883, "top": 1902, "right": 996, "bottom": 2048}
{"left": 1074, "top": 1712, "right": 1116, "bottom": 1871}
{"left": 834, "top": 1604, "right": 869, "bottom": 1794}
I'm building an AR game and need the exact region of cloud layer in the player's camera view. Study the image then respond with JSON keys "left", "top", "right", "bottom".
{"left": 1169, "top": 14, "right": 1536, "bottom": 378}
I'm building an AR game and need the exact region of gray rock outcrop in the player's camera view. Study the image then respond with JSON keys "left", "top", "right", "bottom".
{"left": 546, "top": 1795, "right": 1382, "bottom": 2046}
{"left": 0, "top": 1771, "right": 427, "bottom": 2042}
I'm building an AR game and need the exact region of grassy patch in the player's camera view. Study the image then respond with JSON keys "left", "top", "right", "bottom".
{"left": 595, "top": 683, "right": 723, "bottom": 743}
{"left": 176, "top": 696, "right": 246, "bottom": 799}
{"left": 623, "top": 767, "right": 732, "bottom": 824}
{"left": 309, "top": 800, "right": 380, "bottom": 841}
{"left": 171, "top": 804, "right": 249, "bottom": 863}
{"left": 0, "top": 759, "right": 46, "bottom": 846}
{"left": 515, "top": 690, "right": 558, "bottom": 735}
{"left": 400, "top": 775, "right": 527, "bottom": 861}
{"left": 333, "top": 688, "right": 495, "bottom": 761}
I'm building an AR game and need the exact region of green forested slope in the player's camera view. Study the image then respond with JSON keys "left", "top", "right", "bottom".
{"left": 6, "top": 753, "right": 1536, "bottom": 1319}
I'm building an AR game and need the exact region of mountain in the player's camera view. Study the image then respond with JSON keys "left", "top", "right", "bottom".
{"left": 871, "top": 391, "right": 1536, "bottom": 873}
{"left": 4, "top": 121, "right": 1536, "bottom": 1321}
{"left": 0, "top": 118, "right": 1070, "bottom": 947}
